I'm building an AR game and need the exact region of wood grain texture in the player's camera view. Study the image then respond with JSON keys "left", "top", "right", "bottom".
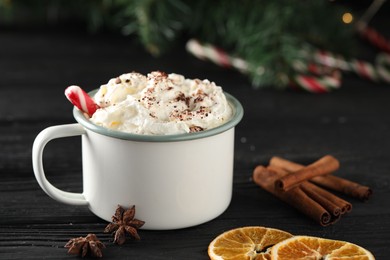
{"left": 0, "top": 29, "right": 390, "bottom": 259}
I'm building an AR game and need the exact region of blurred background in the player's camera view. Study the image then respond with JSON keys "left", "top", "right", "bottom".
{"left": 0, "top": 0, "right": 389, "bottom": 93}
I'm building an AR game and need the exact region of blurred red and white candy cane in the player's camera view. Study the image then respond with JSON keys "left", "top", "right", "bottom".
{"left": 359, "top": 26, "right": 390, "bottom": 54}
{"left": 291, "top": 60, "right": 342, "bottom": 93}
{"left": 290, "top": 74, "right": 341, "bottom": 93}
{"left": 186, "top": 39, "right": 390, "bottom": 93}
{"left": 65, "top": 85, "right": 100, "bottom": 117}
{"left": 186, "top": 39, "right": 249, "bottom": 73}
{"left": 186, "top": 39, "right": 342, "bottom": 93}
{"left": 312, "top": 50, "right": 390, "bottom": 83}
{"left": 356, "top": 0, "right": 390, "bottom": 54}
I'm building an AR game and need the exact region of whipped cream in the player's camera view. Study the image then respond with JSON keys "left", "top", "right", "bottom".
{"left": 90, "top": 71, "right": 233, "bottom": 135}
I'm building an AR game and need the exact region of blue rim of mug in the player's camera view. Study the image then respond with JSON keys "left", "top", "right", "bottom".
{"left": 73, "top": 90, "right": 244, "bottom": 142}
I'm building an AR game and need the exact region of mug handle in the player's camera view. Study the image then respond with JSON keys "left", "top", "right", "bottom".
{"left": 32, "top": 123, "right": 89, "bottom": 206}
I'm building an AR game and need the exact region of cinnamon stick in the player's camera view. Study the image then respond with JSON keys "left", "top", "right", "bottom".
{"left": 269, "top": 156, "right": 305, "bottom": 172}
{"left": 270, "top": 156, "right": 372, "bottom": 200}
{"left": 311, "top": 175, "right": 372, "bottom": 201}
{"left": 268, "top": 165, "right": 349, "bottom": 217}
{"left": 253, "top": 165, "right": 333, "bottom": 226}
{"left": 274, "top": 155, "right": 340, "bottom": 191}
{"left": 299, "top": 184, "right": 342, "bottom": 217}
{"left": 302, "top": 181, "right": 352, "bottom": 214}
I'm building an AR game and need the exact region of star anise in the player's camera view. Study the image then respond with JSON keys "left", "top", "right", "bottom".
{"left": 104, "top": 205, "right": 145, "bottom": 245}
{"left": 65, "top": 233, "right": 105, "bottom": 258}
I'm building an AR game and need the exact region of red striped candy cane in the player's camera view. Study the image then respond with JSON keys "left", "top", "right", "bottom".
{"left": 359, "top": 26, "right": 390, "bottom": 54}
{"left": 186, "top": 39, "right": 340, "bottom": 93}
{"left": 65, "top": 85, "right": 99, "bottom": 117}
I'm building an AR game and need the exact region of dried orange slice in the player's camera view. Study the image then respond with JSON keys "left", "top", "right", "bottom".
{"left": 271, "top": 235, "right": 375, "bottom": 260}
{"left": 208, "top": 226, "right": 293, "bottom": 260}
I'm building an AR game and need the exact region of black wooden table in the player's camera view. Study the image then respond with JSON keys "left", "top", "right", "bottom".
{"left": 1, "top": 28, "right": 389, "bottom": 259}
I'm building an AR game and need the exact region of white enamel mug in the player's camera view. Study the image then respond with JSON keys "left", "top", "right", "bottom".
{"left": 32, "top": 91, "right": 243, "bottom": 230}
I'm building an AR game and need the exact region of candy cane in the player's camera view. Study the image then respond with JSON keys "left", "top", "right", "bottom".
{"left": 291, "top": 60, "right": 342, "bottom": 92}
{"left": 65, "top": 85, "right": 99, "bottom": 117}
{"left": 186, "top": 38, "right": 390, "bottom": 93}
{"left": 359, "top": 26, "right": 390, "bottom": 54}
{"left": 312, "top": 50, "right": 390, "bottom": 83}
{"left": 291, "top": 74, "right": 341, "bottom": 93}
{"left": 186, "top": 39, "right": 249, "bottom": 73}
{"left": 355, "top": 0, "right": 389, "bottom": 53}
{"left": 186, "top": 39, "right": 340, "bottom": 93}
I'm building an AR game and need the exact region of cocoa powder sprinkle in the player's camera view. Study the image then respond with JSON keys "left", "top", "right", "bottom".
{"left": 189, "top": 125, "right": 204, "bottom": 133}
